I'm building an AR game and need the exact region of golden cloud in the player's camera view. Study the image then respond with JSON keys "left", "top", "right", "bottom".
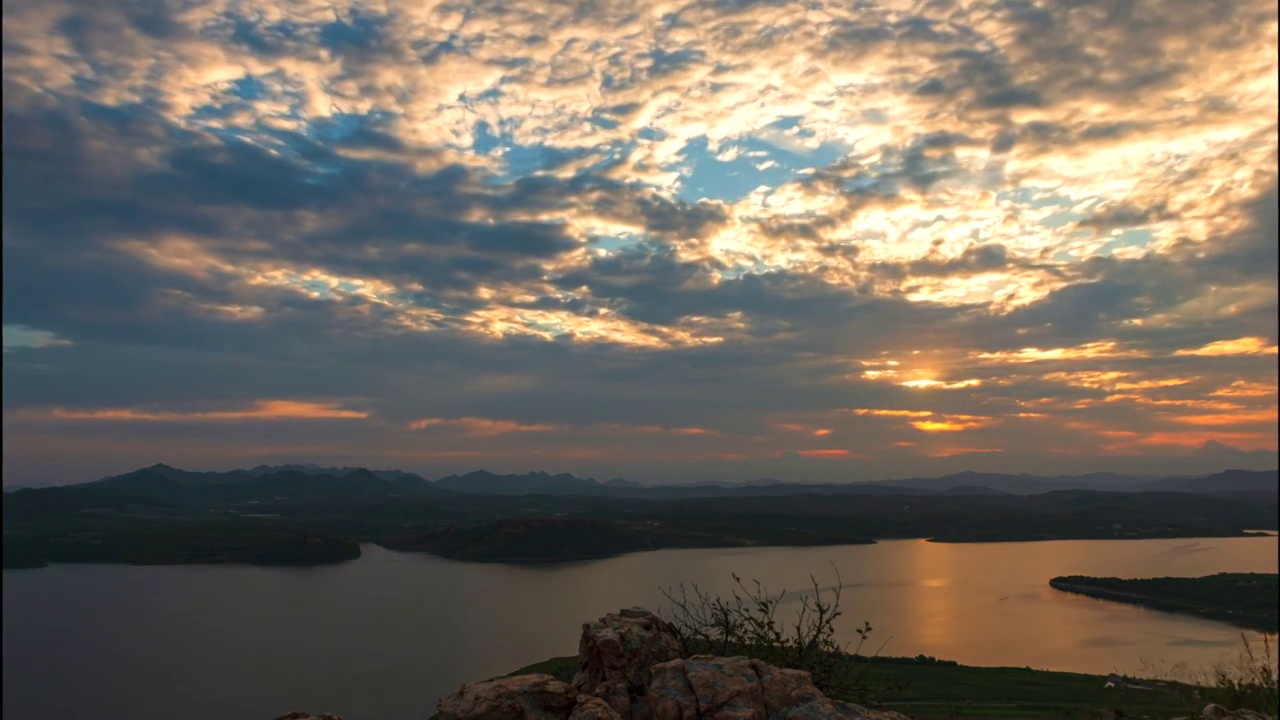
{"left": 899, "top": 378, "right": 983, "bottom": 390}
{"left": 1174, "top": 337, "right": 1280, "bottom": 357}
{"left": 849, "top": 409, "right": 935, "bottom": 418}
{"left": 20, "top": 400, "right": 368, "bottom": 422}
{"left": 1166, "top": 409, "right": 1279, "bottom": 426}
{"left": 911, "top": 415, "right": 999, "bottom": 433}
{"left": 974, "top": 342, "right": 1145, "bottom": 363}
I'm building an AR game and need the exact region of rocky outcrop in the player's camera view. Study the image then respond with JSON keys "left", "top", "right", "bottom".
{"left": 436, "top": 674, "right": 590, "bottom": 720}
{"left": 648, "top": 655, "right": 815, "bottom": 719}
{"left": 1199, "top": 704, "right": 1273, "bottom": 720}
{"left": 647, "top": 656, "right": 907, "bottom": 720}
{"left": 571, "top": 696, "right": 627, "bottom": 720}
{"left": 437, "top": 608, "right": 909, "bottom": 720}
{"left": 573, "top": 607, "right": 684, "bottom": 719}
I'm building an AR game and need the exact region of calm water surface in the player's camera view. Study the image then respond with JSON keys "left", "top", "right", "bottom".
{"left": 4, "top": 536, "right": 1277, "bottom": 720}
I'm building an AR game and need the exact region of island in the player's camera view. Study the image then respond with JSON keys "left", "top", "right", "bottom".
{"left": 1049, "top": 573, "right": 1279, "bottom": 632}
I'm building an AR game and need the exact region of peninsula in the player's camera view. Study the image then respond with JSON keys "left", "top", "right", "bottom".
{"left": 1049, "top": 573, "right": 1279, "bottom": 632}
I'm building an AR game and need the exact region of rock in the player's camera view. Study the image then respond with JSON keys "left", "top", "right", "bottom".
{"left": 1201, "top": 705, "right": 1273, "bottom": 720}
{"left": 570, "top": 696, "right": 625, "bottom": 720}
{"left": 646, "top": 656, "right": 909, "bottom": 720}
{"left": 657, "top": 655, "right": 767, "bottom": 720}
{"left": 437, "top": 674, "right": 581, "bottom": 720}
{"left": 775, "top": 698, "right": 913, "bottom": 720}
{"left": 436, "top": 608, "right": 909, "bottom": 720}
{"left": 273, "top": 713, "right": 343, "bottom": 720}
{"left": 753, "top": 660, "right": 825, "bottom": 714}
{"left": 573, "top": 607, "right": 684, "bottom": 719}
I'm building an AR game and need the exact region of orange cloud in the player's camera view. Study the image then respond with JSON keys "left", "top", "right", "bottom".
{"left": 1210, "top": 380, "right": 1279, "bottom": 397}
{"left": 1104, "top": 395, "right": 1244, "bottom": 410}
{"left": 1166, "top": 409, "right": 1278, "bottom": 426}
{"left": 1101, "top": 431, "right": 1277, "bottom": 452}
{"left": 899, "top": 378, "right": 983, "bottom": 390}
{"left": 861, "top": 370, "right": 899, "bottom": 380}
{"left": 1041, "top": 371, "right": 1129, "bottom": 388}
{"left": 791, "top": 449, "right": 862, "bottom": 459}
{"left": 21, "top": 400, "right": 368, "bottom": 422}
{"left": 1040, "top": 371, "right": 1199, "bottom": 392}
{"left": 775, "top": 424, "right": 833, "bottom": 436}
{"left": 1174, "top": 337, "right": 1279, "bottom": 357}
{"left": 927, "top": 447, "right": 1003, "bottom": 457}
{"left": 407, "top": 417, "right": 561, "bottom": 435}
{"left": 1114, "top": 378, "right": 1196, "bottom": 390}
{"left": 620, "top": 424, "right": 717, "bottom": 436}
{"left": 849, "top": 408, "right": 934, "bottom": 418}
{"left": 911, "top": 415, "right": 997, "bottom": 432}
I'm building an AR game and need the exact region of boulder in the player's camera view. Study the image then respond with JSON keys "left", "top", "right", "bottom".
{"left": 570, "top": 696, "right": 625, "bottom": 720}
{"left": 437, "top": 674, "right": 581, "bottom": 720}
{"left": 573, "top": 607, "right": 684, "bottom": 719}
{"left": 646, "top": 656, "right": 909, "bottom": 720}
{"left": 1201, "top": 705, "right": 1273, "bottom": 720}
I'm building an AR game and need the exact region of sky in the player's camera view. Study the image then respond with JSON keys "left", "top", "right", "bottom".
{"left": 2, "top": 0, "right": 1277, "bottom": 487}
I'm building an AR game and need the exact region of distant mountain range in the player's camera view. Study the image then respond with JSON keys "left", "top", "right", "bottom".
{"left": 5, "top": 463, "right": 1276, "bottom": 569}
{"left": 2, "top": 464, "right": 1274, "bottom": 509}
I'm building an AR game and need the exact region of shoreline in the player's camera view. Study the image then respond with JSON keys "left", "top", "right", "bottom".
{"left": 7, "top": 530, "right": 1277, "bottom": 570}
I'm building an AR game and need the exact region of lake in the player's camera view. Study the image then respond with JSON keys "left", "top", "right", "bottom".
{"left": 4, "top": 536, "right": 1277, "bottom": 720}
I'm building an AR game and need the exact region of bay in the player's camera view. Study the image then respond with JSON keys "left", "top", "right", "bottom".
{"left": 4, "top": 536, "right": 1277, "bottom": 720}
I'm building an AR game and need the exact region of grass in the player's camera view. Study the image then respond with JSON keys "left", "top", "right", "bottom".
{"left": 1137, "top": 634, "right": 1278, "bottom": 719}
{"left": 509, "top": 656, "right": 578, "bottom": 679}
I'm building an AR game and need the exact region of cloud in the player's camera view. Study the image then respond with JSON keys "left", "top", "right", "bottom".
{"left": 911, "top": 416, "right": 999, "bottom": 433}
{"left": 1166, "top": 409, "right": 1278, "bottom": 427}
{"left": 850, "top": 409, "right": 934, "bottom": 418}
{"left": 927, "top": 447, "right": 1003, "bottom": 458}
{"left": 899, "top": 379, "right": 983, "bottom": 390}
{"left": 407, "top": 417, "right": 561, "bottom": 435}
{"left": 791, "top": 449, "right": 856, "bottom": 459}
{"left": 1174, "top": 337, "right": 1279, "bottom": 357}
{"left": 974, "top": 342, "right": 1146, "bottom": 364}
{"left": 15, "top": 400, "right": 369, "bottom": 422}
{"left": 405, "top": 417, "right": 720, "bottom": 438}
{"left": 3, "top": 325, "right": 72, "bottom": 352}
{"left": 1, "top": 0, "right": 1277, "bottom": 485}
